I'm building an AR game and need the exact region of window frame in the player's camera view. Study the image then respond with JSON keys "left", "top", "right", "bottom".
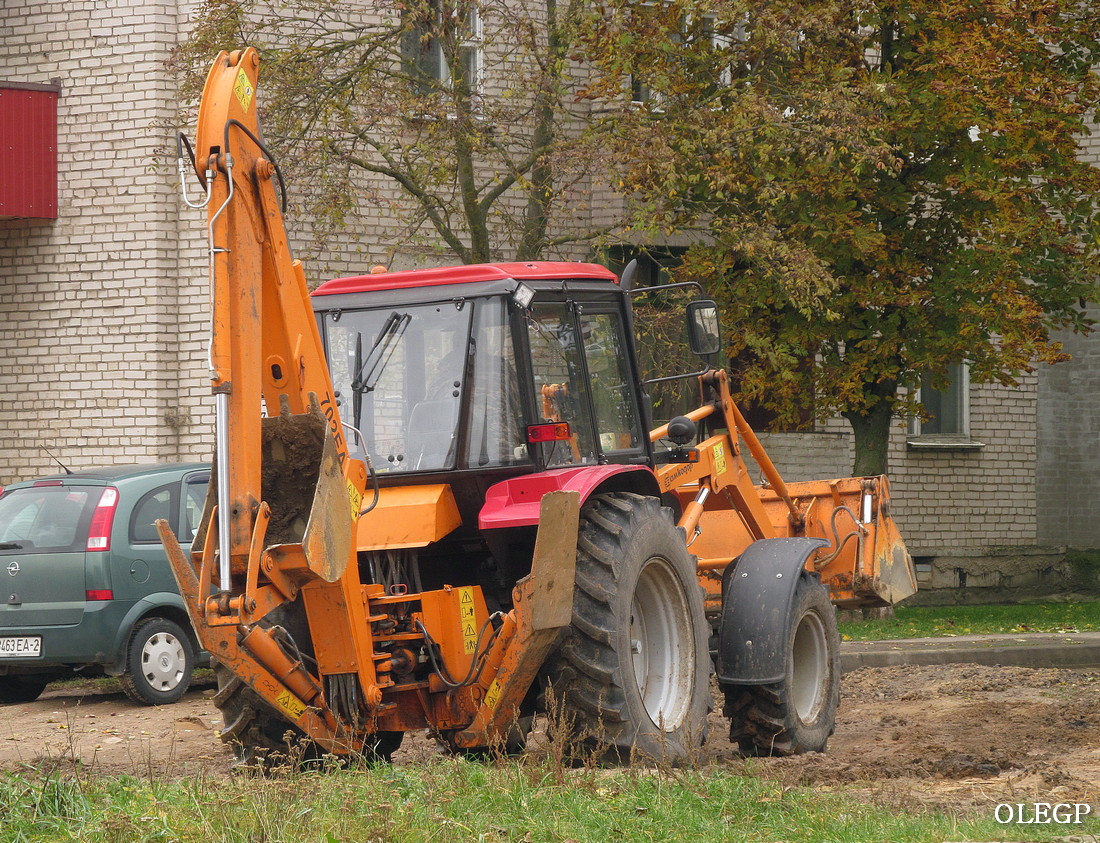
{"left": 402, "top": 0, "right": 484, "bottom": 97}
{"left": 522, "top": 296, "right": 647, "bottom": 469}
{"left": 628, "top": 8, "right": 737, "bottom": 105}
{"left": 182, "top": 471, "right": 210, "bottom": 544}
{"left": 907, "top": 361, "right": 984, "bottom": 450}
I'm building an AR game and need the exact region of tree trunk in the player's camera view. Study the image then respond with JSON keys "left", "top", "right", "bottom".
{"left": 841, "top": 381, "right": 897, "bottom": 476}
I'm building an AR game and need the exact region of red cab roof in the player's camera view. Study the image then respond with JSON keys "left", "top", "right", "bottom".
{"left": 312, "top": 261, "right": 619, "bottom": 297}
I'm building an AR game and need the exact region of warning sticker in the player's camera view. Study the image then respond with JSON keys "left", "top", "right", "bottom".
{"left": 274, "top": 689, "right": 306, "bottom": 720}
{"left": 484, "top": 679, "right": 502, "bottom": 711}
{"left": 347, "top": 480, "right": 362, "bottom": 518}
{"left": 458, "top": 586, "right": 478, "bottom": 654}
{"left": 713, "top": 442, "right": 727, "bottom": 476}
{"left": 233, "top": 67, "right": 254, "bottom": 112}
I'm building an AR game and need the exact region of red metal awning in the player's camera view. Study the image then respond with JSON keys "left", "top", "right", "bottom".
{"left": 0, "top": 82, "right": 59, "bottom": 220}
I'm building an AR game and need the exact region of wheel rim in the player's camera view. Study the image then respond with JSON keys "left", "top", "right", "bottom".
{"left": 629, "top": 556, "right": 694, "bottom": 731}
{"left": 141, "top": 631, "right": 186, "bottom": 692}
{"left": 790, "top": 609, "right": 828, "bottom": 724}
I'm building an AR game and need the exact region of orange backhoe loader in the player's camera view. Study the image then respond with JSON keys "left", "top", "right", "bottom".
{"left": 160, "top": 48, "right": 916, "bottom": 765}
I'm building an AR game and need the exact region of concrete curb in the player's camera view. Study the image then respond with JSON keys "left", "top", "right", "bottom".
{"left": 839, "top": 631, "right": 1100, "bottom": 673}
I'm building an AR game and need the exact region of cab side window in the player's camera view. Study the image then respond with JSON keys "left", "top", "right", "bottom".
{"left": 527, "top": 302, "right": 597, "bottom": 467}
{"left": 580, "top": 311, "right": 641, "bottom": 452}
{"left": 130, "top": 484, "right": 177, "bottom": 544}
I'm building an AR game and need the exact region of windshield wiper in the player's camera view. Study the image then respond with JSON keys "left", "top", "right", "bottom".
{"left": 351, "top": 311, "right": 411, "bottom": 397}
{"left": 0, "top": 542, "right": 24, "bottom": 550}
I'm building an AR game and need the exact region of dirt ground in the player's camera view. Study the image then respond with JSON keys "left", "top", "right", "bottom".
{"left": 1, "top": 663, "right": 1097, "bottom": 812}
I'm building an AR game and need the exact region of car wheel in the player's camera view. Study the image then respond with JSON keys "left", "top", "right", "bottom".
{"left": 0, "top": 676, "right": 50, "bottom": 704}
{"left": 119, "top": 617, "right": 195, "bottom": 706}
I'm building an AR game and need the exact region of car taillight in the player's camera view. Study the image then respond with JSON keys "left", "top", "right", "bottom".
{"left": 86, "top": 487, "right": 119, "bottom": 551}
{"left": 85, "top": 589, "right": 114, "bottom": 601}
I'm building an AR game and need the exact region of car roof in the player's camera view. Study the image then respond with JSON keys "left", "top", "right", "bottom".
{"left": 5, "top": 462, "right": 210, "bottom": 488}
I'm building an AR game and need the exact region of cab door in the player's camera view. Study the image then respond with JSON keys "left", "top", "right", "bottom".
{"left": 525, "top": 301, "right": 644, "bottom": 468}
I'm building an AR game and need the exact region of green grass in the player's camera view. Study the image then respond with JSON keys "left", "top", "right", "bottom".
{"left": 838, "top": 600, "right": 1100, "bottom": 641}
{"left": 2, "top": 759, "right": 1095, "bottom": 843}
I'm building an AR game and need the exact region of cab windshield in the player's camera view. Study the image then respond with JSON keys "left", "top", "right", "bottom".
{"left": 324, "top": 297, "right": 526, "bottom": 472}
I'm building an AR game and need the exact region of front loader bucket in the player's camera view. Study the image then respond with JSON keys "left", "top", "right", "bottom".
{"left": 777, "top": 475, "right": 917, "bottom": 608}
{"left": 867, "top": 506, "right": 917, "bottom": 605}
{"left": 261, "top": 400, "right": 353, "bottom": 583}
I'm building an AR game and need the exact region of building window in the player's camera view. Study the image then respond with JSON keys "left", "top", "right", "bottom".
{"left": 402, "top": 0, "right": 482, "bottom": 96}
{"left": 629, "top": 13, "right": 736, "bottom": 104}
{"left": 701, "top": 15, "right": 736, "bottom": 87}
{"left": 908, "top": 362, "right": 982, "bottom": 449}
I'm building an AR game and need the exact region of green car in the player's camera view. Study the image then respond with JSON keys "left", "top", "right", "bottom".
{"left": 0, "top": 462, "right": 210, "bottom": 705}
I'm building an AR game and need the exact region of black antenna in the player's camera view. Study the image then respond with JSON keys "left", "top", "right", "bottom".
{"left": 42, "top": 445, "right": 72, "bottom": 475}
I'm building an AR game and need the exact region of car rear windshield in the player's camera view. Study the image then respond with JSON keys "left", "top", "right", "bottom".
{"left": 0, "top": 486, "right": 95, "bottom": 554}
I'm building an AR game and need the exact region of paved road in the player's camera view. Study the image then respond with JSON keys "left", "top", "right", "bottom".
{"left": 840, "top": 631, "right": 1100, "bottom": 673}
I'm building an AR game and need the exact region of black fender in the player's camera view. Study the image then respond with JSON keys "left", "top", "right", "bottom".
{"left": 716, "top": 537, "right": 829, "bottom": 685}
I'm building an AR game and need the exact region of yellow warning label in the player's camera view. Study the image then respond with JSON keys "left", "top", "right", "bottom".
{"left": 484, "top": 679, "right": 502, "bottom": 711}
{"left": 713, "top": 442, "right": 727, "bottom": 476}
{"left": 233, "top": 67, "right": 254, "bottom": 112}
{"left": 458, "top": 586, "right": 478, "bottom": 654}
{"left": 347, "top": 481, "right": 362, "bottom": 519}
{"left": 274, "top": 689, "right": 306, "bottom": 720}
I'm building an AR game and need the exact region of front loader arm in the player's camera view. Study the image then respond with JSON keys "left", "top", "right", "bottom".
{"left": 652, "top": 369, "right": 916, "bottom": 610}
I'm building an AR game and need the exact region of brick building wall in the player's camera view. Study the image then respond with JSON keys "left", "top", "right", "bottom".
{"left": 886, "top": 375, "right": 1038, "bottom": 555}
{"left": 0, "top": 0, "right": 205, "bottom": 482}
{"left": 741, "top": 373, "right": 1038, "bottom": 558}
{"left": 1037, "top": 312, "right": 1100, "bottom": 548}
{"left": 1033, "top": 124, "right": 1100, "bottom": 549}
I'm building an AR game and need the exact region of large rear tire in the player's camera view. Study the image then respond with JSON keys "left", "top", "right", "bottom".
{"left": 546, "top": 492, "right": 710, "bottom": 764}
{"left": 724, "top": 573, "right": 840, "bottom": 756}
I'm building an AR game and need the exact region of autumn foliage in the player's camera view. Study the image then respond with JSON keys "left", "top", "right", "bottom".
{"left": 582, "top": 0, "right": 1100, "bottom": 472}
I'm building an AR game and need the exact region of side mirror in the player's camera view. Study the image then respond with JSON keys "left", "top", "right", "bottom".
{"left": 686, "top": 300, "right": 721, "bottom": 357}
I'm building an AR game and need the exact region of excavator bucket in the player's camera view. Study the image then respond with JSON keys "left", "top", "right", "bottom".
{"left": 260, "top": 400, "right": 353, "bottom": 583}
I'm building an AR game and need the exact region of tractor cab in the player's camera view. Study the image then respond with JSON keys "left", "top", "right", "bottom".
{"left": 312, "top": 262, "right": 653, "bottom": 485}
